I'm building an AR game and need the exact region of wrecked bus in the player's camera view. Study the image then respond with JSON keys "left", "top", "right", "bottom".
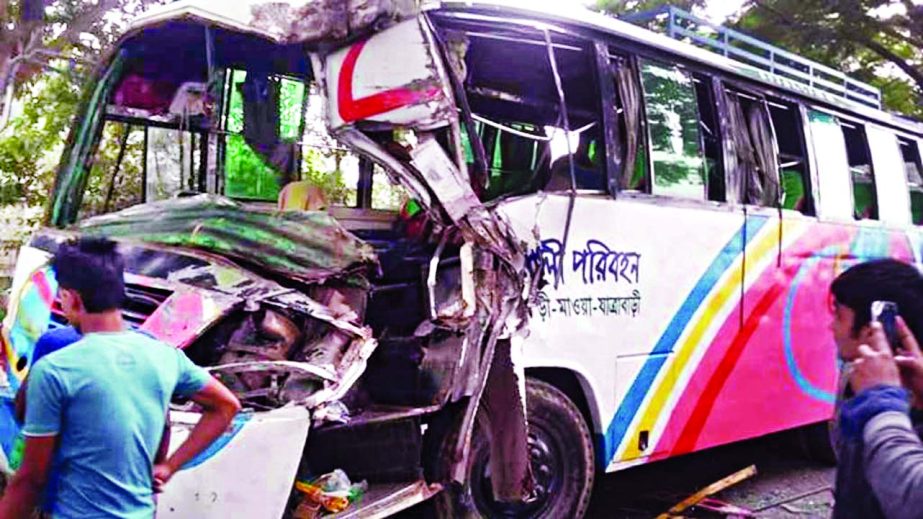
{"left": 4, "top": 0, "right": 923, "bottom": 517}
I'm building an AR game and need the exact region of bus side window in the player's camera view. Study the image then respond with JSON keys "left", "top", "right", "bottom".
{"left": 639, "top": 60, "right": 707, "bottom": 200}
{"left": 223, "top": 70, "right": 307, "bottom": 201}
{"left": 767, "top": 99, "right": 813, "bottom": 215}
{"left": 866, "top": 125, "right": 911, "bottom": 225}
{"left": 899, "top": 137, "right": 923, "bottom": 225}
{"left": 79, "top": 121, "right": 144, "bottom": 220}
{"left": 693, "top": 75, "right": 724, "bottom": 202}
{"left": 841, "top": 121, "right": 877, "bottom": 220}
{"left": 443, "top": 27, "right": 601, "bottom": 199}
{"left": 807, "top": 110, "right": 853, "bottom": 220}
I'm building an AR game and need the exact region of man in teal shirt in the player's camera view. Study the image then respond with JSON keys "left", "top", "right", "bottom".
{"left": 0, "top": 238, "right": 241, "bottom": 518}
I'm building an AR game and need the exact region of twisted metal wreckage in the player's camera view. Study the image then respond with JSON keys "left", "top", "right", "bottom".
{"left": 0, "top": 0, "right": 591, "bottom": 516}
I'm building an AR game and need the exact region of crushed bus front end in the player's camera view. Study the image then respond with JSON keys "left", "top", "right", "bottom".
{"left": 0, "top": 1, "right": 541, "bottom": 517}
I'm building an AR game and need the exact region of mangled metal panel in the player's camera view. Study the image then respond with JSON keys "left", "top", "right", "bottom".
{"left": 315, "top": 15, "right": 537, "bottom": 498}
{"left": 129, "top": 0, "right": 422, "bottom": 45}
{"left": 322, "top": 18, "right": 454, "bottom": 130}
{"left": 76, "top": 195, "right": 379, "bottom": 285}
{"left": 139, "top": 286, "right": 241, "bottom": 349}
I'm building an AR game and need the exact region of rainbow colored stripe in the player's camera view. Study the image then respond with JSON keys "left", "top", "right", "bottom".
{"left": 601, "top": 217, "right": 913, "bottom": 467}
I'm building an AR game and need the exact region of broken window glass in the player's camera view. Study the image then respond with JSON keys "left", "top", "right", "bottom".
{"left": 639, "top": 60, "right": 706, "bottom": 200}
{"left": 768, "top": 100, "right": 812, "bottom": 215}
{"left": 693, "top": 76, "right": 724, "bottom": 202}
{"left": 435, "top": 20, "right": 602, "bottom": 199}
{"left": 841, "top": 121, "right": 877, "bottom": 220}
{"left": 899, "top": 137, "right": 923, "bottom": 225}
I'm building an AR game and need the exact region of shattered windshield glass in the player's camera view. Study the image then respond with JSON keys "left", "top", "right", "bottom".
{"left": 49, "top": 20, "right": 340, "bottom": 225}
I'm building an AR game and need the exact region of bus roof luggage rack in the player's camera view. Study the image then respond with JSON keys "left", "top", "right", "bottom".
{"left": 622, "top": 5, "right": 883, "bottom": 109}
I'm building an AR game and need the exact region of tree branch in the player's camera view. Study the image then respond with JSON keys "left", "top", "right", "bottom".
{"left": 47, "top": 0, "right": 121, "bottom": 51}
{"left": 752, "top": 0, "right": 923, "bottom": 92}
{"left": 860, "top": 36, "right": 923, "bottom": 89}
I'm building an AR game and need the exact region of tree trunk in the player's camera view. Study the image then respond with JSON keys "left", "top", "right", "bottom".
{"left": 0, "top": 51, "right": 14, "bottom": 130}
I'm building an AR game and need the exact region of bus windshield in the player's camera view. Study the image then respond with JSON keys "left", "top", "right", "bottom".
{"left": 49, "top": 19, "right": 344, "bottom": 226}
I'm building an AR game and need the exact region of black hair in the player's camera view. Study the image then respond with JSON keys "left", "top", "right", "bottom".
{"left": 52, "top": 237, "right": 125, "bottom": 313}
{"left": 830, "top": 258, "right": 923, "bottom": 343}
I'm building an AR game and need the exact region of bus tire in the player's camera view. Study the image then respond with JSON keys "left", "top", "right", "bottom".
{"left": 433, "top": 377, "right": 595, "bottom": 518}
{"left": 799, "top": 419, "right": 838, "bottom": 465}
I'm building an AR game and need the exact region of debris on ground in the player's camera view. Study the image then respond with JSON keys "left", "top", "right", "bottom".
{"left": 752, "top": 485, "right": 834, "bottom": 514}
{"left": 695, "top": 497, "right": 756, "bottom": 517}
{"left": 657, "top": 465, "right": 758, "bottom": 519}
{"left": 293, "top": 469, "right": 367, "bottom": 517}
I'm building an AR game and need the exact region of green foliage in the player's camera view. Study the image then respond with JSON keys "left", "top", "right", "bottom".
{"left": 303, "top": 148, "right": 354, "bottom": 206}
{"left": 0, "top": 68, "right": 83, "bottom": 205}
{"left": 732, "top": 0, "right": 923, "bottom": 118}
{"left": 593, "top": 0, "right": 705, "bottom": 16}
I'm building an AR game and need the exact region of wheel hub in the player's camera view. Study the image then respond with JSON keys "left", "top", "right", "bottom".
{"left": 470, "top": 426, "right": 563, "bottom": 517}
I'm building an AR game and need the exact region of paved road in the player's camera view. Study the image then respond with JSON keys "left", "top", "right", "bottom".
{"left": 587, "top": 429, "right": 835, "bottom": 518}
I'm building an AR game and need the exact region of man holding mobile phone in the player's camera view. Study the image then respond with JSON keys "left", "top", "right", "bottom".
{"left": 829, "top": 259, "right": 923, "bottom": 519}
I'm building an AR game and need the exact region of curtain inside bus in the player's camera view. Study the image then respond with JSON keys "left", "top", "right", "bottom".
{"left": 615, "top": 60, "right": 643, "bottom": 191}
{"left": 722, "top": 89, "right": 779, "bottom": 206}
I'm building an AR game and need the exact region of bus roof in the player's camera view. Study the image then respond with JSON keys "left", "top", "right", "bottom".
{"left": 126, "top": 0, "right": 922, "bottom": 136}
{"left": 434, "top": 0, "right": 923, "bottom": 136}
{"left": 127, "top": 1, "right": 277, "bottom": 39}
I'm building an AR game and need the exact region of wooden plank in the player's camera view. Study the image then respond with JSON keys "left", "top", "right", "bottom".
{"left": 656, "top": 464, "right": 757, "bottom": 519}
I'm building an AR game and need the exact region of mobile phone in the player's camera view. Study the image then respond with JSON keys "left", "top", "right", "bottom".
{"left": 871, "top": 300, "right": 900, "bottom": 351}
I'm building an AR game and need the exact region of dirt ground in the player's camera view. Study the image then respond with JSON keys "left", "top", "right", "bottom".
{"left": 587, "top": 428, "right": 836, "bottom": 518}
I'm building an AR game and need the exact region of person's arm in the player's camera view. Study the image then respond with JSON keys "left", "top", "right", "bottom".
{"left": 0, "top": 436, "right": 56, "bottom": 518}
{"left": 153, "top": 377, "right": 240, "bottom": 491}
{"left": 862, "top": 410, "right": 923, "bottom": 519}
{"left": 13, "top": 379, "right": 27, "bottom": 424}
{"left": 0, "top": 362, "right": 64, "bottom": 517}
{"left": 845, "top": 321, "right": 923, "bottom": 519}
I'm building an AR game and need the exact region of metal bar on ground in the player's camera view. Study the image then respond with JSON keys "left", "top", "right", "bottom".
{"left": 655, "top": 464, "right": 758, "bottom": 519}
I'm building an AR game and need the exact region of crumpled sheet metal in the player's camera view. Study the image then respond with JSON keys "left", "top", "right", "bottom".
{"left": 248, "top": 0, "right": 421, "bottom": 44}
{"left": 129, "top": 0, "right": 421, "bottom": 45}
{"left": 208, "top": 335, "right": 378, "bottom": 409}
{"left": 140, "top": 288, "right": 242, "bottom": 349}
{"left": 77, "top": 194, "right": 379, "bottom": 285}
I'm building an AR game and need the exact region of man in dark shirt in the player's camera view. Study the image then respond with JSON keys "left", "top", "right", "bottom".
{"left": 829, "top": 259, "right": 923, "bottom": 519}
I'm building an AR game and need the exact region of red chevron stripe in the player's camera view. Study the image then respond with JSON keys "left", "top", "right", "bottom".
{"left": 337, "top": 39, "right": 443, "bottom": 124}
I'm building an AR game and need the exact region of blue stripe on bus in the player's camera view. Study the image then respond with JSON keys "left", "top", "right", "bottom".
{"left": 181, "top": 412, "right": 252, "bottom": 470}
{"left": 782, "top": 246, "right": 839, "bottom": 404}
{"left": 775, "top": 226, "right": 891, "bottom": 405}
{"left": 600, "top": 215, "right": 769, "bottom": 465}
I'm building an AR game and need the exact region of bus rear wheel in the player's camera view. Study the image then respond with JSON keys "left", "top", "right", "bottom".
{"left": 435, "top": 378, "right": 595, "bottom": 518}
